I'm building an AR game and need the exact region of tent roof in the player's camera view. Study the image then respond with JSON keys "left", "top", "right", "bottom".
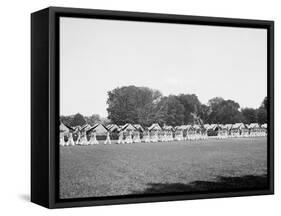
{"left": 162, "top": 125, "right": 174, "bottom": 131}
{"left": 248, "top": 123, "right": 260, "bottom": 129}
{"left": 232, "top": 123, "right": 245, "bottom": 129}
{"left": 148, "top": 123, "right": 162, "bottom": 131}
{"left": 121, "top": 123, "right": 137, "bottom": 131}
{"left": 134, "top": 124, "right": 144, "bottom": 132}
{"left": 203, "top": 124, "right": 211, "bottom": 129}
{"left": 108, "top": 124, "right": 120, "bottom": 132}
{"left": 224, "top": 124, "right": 233, "bottom": 129}
{"left": 193, "top": 124, "right": 201, "bottom": 130}
{"left": 261, "top": 123, "right": 267, "bottom": 128}
{"left": 87, "top": 123, "right": 108, "bottom": 133}
{"left": 73, "top": 125, "right": 82, "bottom": 131}
{"left": 60, "top": 122, "right": 72, "bottom": 133}
{"left": 219, "top": 124, "right": 229, "bottom": 129}
{"left": 81, "top": 124, "right": 91, "bottom": 131}
{"left": 176, "top": 125, "right": 191, "bottom": 130}
{"left": 106, "top": 124, "right": 113, "bottom": 129}
{"left": 207, "top": 124, "right": 218, "bottom": 130}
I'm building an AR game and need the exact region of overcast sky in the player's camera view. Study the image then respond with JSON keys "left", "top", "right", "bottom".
{"left": 60, "top": 17, "right": 267, "bottom": 117}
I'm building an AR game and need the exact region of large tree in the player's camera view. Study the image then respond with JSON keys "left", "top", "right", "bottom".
{"left": 154, "top": 95, "right": 185, "bottom": 126}
{"left": 177, "top": 94, "right": 202, "bottom": 124}
{"left": 257, "top": 96, "right": 267, "bottom": 124}
{"left": 241, "top": 108, "right": 257, "bottom": 124}
{"left": 207, "top": 98, "right": 242, "bottom": 124}
{"left": 198, "top": 104, "right": 210, "bottom": 124}
{"left": 60, "top": 115, "right": 74, "bottom": 126}
{"left": 70, "top": 113, "right": 86, "bottom": 127}
{"left": 84, "top": 114, "right": 101, "bottom": 125}
{"left": 106, "top": 86, "right": 162, "bottom": 125}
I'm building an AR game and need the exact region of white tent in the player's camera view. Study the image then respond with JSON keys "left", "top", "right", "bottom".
{"left": 148, "top": 123, "right": 162, "bottom": 142}
{"left": 148, "top": 123, "right": 162, "bottom": 131}
{"left": 133, "top": 124, "right": 144, "bottom": 132}
{"left": 121, "top": 123, "right": 137, "bottom": 131}
{"left": 60, "top": 122, "right": 72, "bottom": 134}
{"left": 87, "top": 123, "right": 108, "bottom": 135}
{"left": 107, "top": 124, "right": 120, "bottom": 132}
{"left": 59, "top": 122, "right": 74, "bottom": 146}
{"left": 248, "top": 123, "right": 262, "bottom": 137}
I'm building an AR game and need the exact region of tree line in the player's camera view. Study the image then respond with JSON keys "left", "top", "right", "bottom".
{"left": 61, "top": 85, "right": 267, "bottom": 127}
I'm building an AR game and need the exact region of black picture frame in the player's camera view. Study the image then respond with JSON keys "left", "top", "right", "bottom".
{"left": 31, "top": 6, "right": 274, "bottom": 209}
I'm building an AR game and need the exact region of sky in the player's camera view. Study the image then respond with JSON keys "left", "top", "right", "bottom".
{"left": 60, "top": 17, "right": 267, "bottom": 117}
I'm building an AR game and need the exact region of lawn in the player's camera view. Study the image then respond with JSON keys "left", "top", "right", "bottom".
{"left": 60, "top": 137, "right": 267, "bottom": 199}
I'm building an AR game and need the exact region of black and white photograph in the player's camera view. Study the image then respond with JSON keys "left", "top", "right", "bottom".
{"left": 59, "top": 16, "right": 269, "bottom": 199}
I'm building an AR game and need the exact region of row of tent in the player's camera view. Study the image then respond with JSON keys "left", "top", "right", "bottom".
{"left": 60, "top": 121, "right": 267, "bottom": 146}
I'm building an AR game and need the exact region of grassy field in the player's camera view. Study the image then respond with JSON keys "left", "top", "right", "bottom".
{"left": 60, "top": 137, "right": 267, "bottom": 199}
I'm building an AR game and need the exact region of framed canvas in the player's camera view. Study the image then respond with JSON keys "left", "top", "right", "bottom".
{"left": 31, "top": 7, "right": 274, "bottom": 208}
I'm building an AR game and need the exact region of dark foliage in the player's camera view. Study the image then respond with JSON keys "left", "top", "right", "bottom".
{"left": 70, "top": 113, "right": 86, "bottom": 127}
{"left": 60, "top": 85, "right": 267, "bottom": 126}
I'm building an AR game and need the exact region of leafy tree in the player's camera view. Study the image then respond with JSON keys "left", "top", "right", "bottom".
{"left": 105, "top": 85, "right": 267, "bottom": 126}
{"left": 198, "top": 104, "right": 210, "bottom": 124}
{"left": 177, "top": 94, "right": 202, "bottom": 124}
{"left": 217, "top": 100, "right": 242, "bottom": 124}
{"left": 241, "top": 108, "right": 257, "bottom": 124}
{"left": 137, "top": 103, "right": 158, "bottom": 127}
{"left": 85, "top": 114, "right": 101, "bottom": 125}
{"left": 60, "top": 115, "right": 74, "bottom": 125}
{"left": 261, "top": 97, "right": 268, "bottom": 109}
{"left": 100, "top": 117, "right": 111, "bottom": 125}
{"left": 154, "top": 95, "right": 185, "bottom": 126}
{"left": 257, "top": 108, "right": 267, "bottom": 124}
{"left": 257, "top": 97, "right": 268, "bottom": 124}
{"left": 107, "top": 86, "right": 162, "bottom": 125}
{"left": 70, "top": 113, "right": 86, "bottom": 127}
{"left": 207, "top": 98, "right": 242, "bottom": 124}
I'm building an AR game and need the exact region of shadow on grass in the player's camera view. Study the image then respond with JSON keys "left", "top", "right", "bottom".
{"left": 133, "top": 175, "right": 268, "bottom": 194}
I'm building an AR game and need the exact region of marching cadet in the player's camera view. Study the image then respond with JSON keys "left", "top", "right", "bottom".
{"left": 68, "top": 133, "right": 75, "bottom": 146}
{"left": 127, "top": 130, "right": 133, "bottom": 143}
{"left": 80, "top": 131, "right": 88, "bottom": 145}
{"left": 133, "top": 130, "right": 141, "bottom": 143}
{"left": 158, "top": 130, "right": 164, "bottom": 142}
{"left": 179, "top": 130, "right": 184, "bottom": 141}
{"left": 124, "top": 130, "right": 131, "bottom": 144}
{"left": 60, "top": 134, "right": 65, "bottom": 146}
{"left": 169, "top": 130, "right": 174, "bottom": 141}
{"left": 151, "top": 130, "right": 158, "bottom": 142}
{"left": 104, "top": 131, "right": 111, "bottom": 144}
{"left": 90, "top": 131, "right": 99, "bottom": 145}
{"left": 74, "top": 130, "right": 80, "bottom": 145}
{"left": 124, "top": 131, "right": 129, "bottom": 143}
{"left": 162, "top": 130, "right": 166, "bottom": 142}
{"left": 118, "top": 130, "right": 125, "bottom": 144}
{"left": 64, "top": 133, "right": 69, "bottom": 146}
{"left": 143, "top": 130, "right": 150, "bottom": 143}
{"left": 175, "top": 130, "right": 182, "bottom": 141}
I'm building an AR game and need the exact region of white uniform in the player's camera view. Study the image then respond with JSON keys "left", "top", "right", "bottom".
{"left": 75, "top": 133, "right": 80, "bottom": 145}
{"left": 125, "top": 131, "right": 133, "bottom": 144}
{"left": 80, "top": 133, "right": 88, "bottom": 145}
{"left": 60, "top": 135, "right": 65, "bottom": 146}
{"left": 143, "top": 131, "right": 150, "bottom": 143}
{"left": 64, "top": 134, "right": 69, "bottom": 146}
{"left": 133, "top": 131, "right": 141, "bottom": 143}
{"left": 150, "top": 131, "right": 158, "bottom": 142}
{"left": 118, "top": 131, "right": 125, "bottom": 144}
{"left": 92, "top": 132, "right": 99, "bottom": 145}
{"left": 104, "top": 132, "right": 111, "bottom": 144}
{"left": 68, "top": 133, "right": 75, "bottom": 146}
